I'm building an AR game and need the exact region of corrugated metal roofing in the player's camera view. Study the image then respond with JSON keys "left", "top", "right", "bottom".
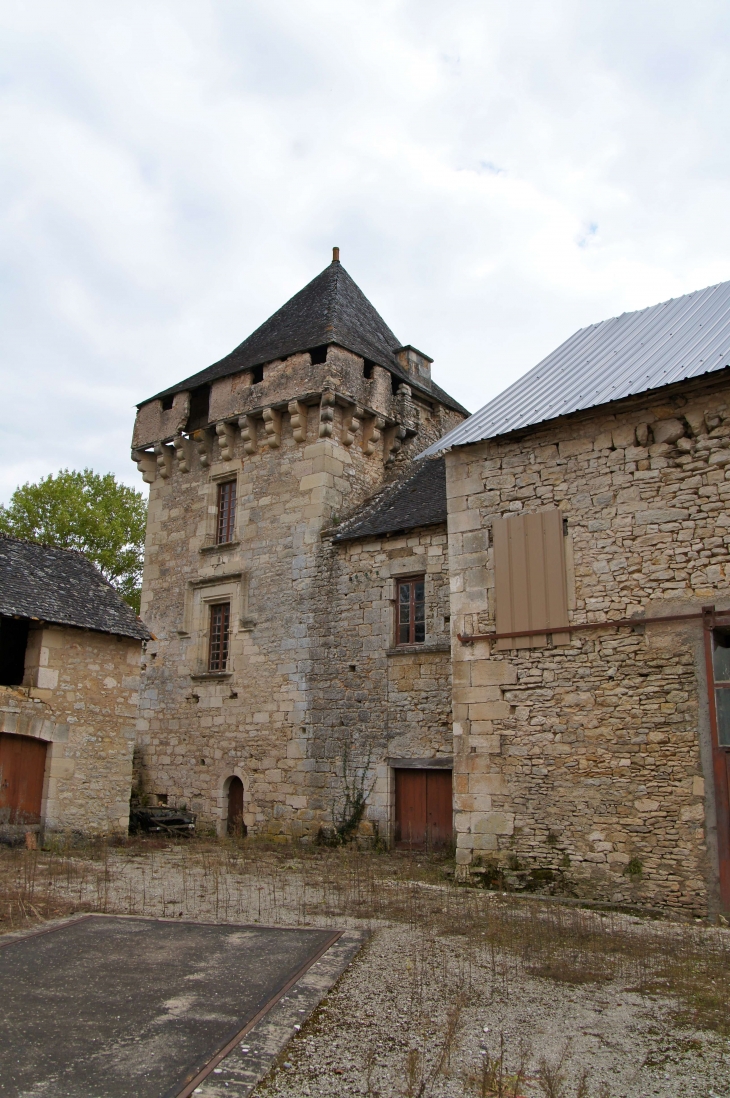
{"left": 421, "top": 279, "right": 730, "bottom": 456}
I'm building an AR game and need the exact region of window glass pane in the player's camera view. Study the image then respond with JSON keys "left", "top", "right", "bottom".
{"left": 414, "top": 620, "right": 425, "bottom": 643}
{"left": 714, "top": 633, "right": 730, "bottom": 682}
{"left": 398, "top": 623, "right": 410, "bottom": 645}
{"left": 414, "top": 581, "right": 425, "bottom": 602}
{"left": 399, "top": 583, "right": 411, "bottom": 603}
{"left": 717, "top": 688, "right": 730, "bottom": 747}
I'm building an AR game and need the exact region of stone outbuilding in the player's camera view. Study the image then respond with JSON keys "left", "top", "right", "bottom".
{"left": 424, "top": 278, "right": 730, "bottom": 916}
{"left": 0, "top": 536, "right": 149, "bottom": 840}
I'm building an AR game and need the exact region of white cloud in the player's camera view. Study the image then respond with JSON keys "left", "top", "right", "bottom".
{"left": 1, "top": 0, "right": 730, "bottom": 498}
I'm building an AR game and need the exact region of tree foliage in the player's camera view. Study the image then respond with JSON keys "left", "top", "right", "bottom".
{"left": 0, "top": 469, "right": 147, "bottom": 613}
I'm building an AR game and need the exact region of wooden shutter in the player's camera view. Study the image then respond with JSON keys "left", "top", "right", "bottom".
{"left": 492, "top": 509, "right": 570, "bottom": 649}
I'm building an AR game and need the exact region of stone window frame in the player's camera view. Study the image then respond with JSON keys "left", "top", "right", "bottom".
{"left": 181, "top": 571, "right": 251, "bottom": 677}
{"left": 201, "top": 465, "right": 241, "bottom": 551}
{"left": 385, "top": 559, "right": 443, "bottom": 652}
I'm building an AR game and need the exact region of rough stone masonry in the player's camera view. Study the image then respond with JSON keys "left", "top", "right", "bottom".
{"left": 132, "top": 257, "right": 465, "bottom": 841}
{"left": 446, "top": 371, "right": 730, "bottom": 916}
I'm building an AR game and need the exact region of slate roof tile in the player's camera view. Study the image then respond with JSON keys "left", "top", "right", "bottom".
{"left": 144, "top": 260, "right": 468, "bottom": 416}
{"left": 0, "top": 537, "right": 150, "bottom": 640}
{"left": 332, "top": 457, "right": 446, "bottom": 542}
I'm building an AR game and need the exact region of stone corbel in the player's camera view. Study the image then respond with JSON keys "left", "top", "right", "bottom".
{"left": 263, "top": 407, "right": 282, "bottom": 449}
{"left": 288, "top": 400, "right": 308, "bottom": 443}
{"left": 193, "top": 429, "right": 212, "bottom": 468}
{"left": 238, "top": 414, "right": 258, "bottom": 455}
{"left": 361, "top": 415, "right": 384, "bottom": 456}
{"left": 319, "top": 388, "right": 336, "bottom": 439}
{"left": 341, "top": 404, "right": 363, "bottom": 447}
{"left": 395, "top": 383, "right": 418, "bottom": 432}
{"left": 215, "top": 421, "right": 236, "bottom": 461}
{"left": 172, "top": 435, "right": 190, "bottom": 473}
{"left": 132, "top": 449, "right": 156, "bottom": 484}
{"left": 384, "top": 424, "right": 407, "bottom": 465}
{"left": 154, "top": 442, "right": 173, "bottom": 479}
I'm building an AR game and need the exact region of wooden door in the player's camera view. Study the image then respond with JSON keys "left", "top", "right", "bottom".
{"left": 394, "top": 769, "right": 452, "bottom": 850}
{"left": 226, "top": 776, "right": 245, "bottom": 837}
{"left": 0, "top": 734, "right": 47, "bottom": 826}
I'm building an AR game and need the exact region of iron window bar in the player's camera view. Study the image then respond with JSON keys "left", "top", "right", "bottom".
{"left": 208, "top": 603, "right": 231, "bottom": 672}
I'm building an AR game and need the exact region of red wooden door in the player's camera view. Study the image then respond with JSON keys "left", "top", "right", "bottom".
{"left": 426, "top": 770, "right": 453, "bottom": 849}
{"left": 394, "top": 769, "right": 452, "bottom": 849}
{"left": 0, "top": 734, "right": 47, "bottom": 825}
{"left": 226, "top": 776, "right": 245, "bottom": 837}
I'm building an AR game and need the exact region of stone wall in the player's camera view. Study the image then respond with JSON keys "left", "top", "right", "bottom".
{"left": 447, "top": 373, "right": 730, "bottom": 915}
{"left": 134, "top": 346, "right": 464, "bottom": 838}
{"left": 0, "top": 625, "right": 141, "bottom": 837}
{"left": 312, "top": 524, "right": 453, "bottom": 840}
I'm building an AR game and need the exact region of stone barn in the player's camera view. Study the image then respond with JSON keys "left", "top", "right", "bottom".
{"left": 425, "top": 278, "right": 730, "bottom": 917}
{"left": 0, "top": 536, "right": 148, "bottom": 840}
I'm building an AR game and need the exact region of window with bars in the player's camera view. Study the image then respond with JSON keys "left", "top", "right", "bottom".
{"left": 713, "top": 632, "right": 730, "bottom": 746}
{"left": 208, "top": 603, "right": 231, "bottom": 672}
{"left": 216, "top": 481, "right": 237, "bottom": 545}
{"left": 396, "top": 576, "right": 426, "bottom": 645}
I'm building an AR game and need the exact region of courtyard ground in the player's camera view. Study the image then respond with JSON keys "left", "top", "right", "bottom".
{"left": 1, "top": 839, "right": 728, "bottom": 1098}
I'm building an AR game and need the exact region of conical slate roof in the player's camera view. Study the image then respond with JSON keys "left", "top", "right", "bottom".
{"left": 144, "top": 258, "right": 466, "bottom": 413}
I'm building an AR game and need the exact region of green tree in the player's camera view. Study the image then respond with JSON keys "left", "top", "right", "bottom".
{"left": 0, "top": 469, "right": 147, "bottom": 613}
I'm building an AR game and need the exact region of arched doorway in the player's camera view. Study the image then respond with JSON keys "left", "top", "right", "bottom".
{"left": 226, "top": 776, "right": 245, "bottom": 837}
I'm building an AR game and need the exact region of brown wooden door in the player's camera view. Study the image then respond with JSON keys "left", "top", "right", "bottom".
{"left": 394, "top": 768, "right": 452, "bottom": 850}
{"left": 226, "top": 776, "right": 245, "bottom": 837}
{"left": 0, "top": 734, "right": 47, "bottom": 826}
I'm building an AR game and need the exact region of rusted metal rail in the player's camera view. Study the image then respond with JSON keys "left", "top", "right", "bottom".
{"left": 457, "top": 607, "right": 730, "bottom": 645}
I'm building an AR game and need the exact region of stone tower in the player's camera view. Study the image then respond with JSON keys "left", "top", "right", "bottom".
{"left": 131, "top": 252, "right": 467, "bottom": 837}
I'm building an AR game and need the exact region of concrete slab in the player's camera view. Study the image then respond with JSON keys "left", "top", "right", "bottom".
{"left": 0, "top": 915, "right": 365, "bottom": 1098}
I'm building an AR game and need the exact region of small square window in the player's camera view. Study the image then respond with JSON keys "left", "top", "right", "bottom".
{"left": 396, "top": 576, "right": 425, "bottom": 645}
{"left": 216, "top": 481, "right": 237, "bottom": 545}
{"left": 208, "top": 603, "right": 230, "bottom": 671}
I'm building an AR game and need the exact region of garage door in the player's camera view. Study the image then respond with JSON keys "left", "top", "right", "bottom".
{"left": 394, "top": 768, "right": 452, "bottom": 850}
{"left": 0, "top": 734, "right": 48, "bottom": 826}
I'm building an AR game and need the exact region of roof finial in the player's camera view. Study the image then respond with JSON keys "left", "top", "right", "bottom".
{"left": 332, "top": 246, "right": 340, "bottom": 263}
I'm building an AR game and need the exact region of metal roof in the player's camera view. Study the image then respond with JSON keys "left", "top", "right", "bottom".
{"left": 421, "top": 279, "right": 730, "bottom": 455}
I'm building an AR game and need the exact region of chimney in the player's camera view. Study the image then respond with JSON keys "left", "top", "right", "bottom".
{"left": 395, "top": 345, "right": 433, "bottom": 385}
{"left": 332, "top": 247, "right": 340, "bottom": 263}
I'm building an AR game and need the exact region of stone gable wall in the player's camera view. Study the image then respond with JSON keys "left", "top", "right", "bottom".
{"left": 447, "top": 375, "right": 730, "bottom": 915}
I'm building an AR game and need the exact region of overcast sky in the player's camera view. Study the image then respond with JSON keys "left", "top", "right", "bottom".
{"left": 2, "top": 0, "right": 730, "bottom": 500}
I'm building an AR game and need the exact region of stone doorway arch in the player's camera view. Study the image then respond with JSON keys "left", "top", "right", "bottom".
{"left": 226, "top": 775, "right": 246, "bottom": 837}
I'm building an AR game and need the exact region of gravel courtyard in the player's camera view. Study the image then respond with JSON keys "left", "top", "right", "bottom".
{"left": 1, "top": 840, "right": 728, "bottom": 1098}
